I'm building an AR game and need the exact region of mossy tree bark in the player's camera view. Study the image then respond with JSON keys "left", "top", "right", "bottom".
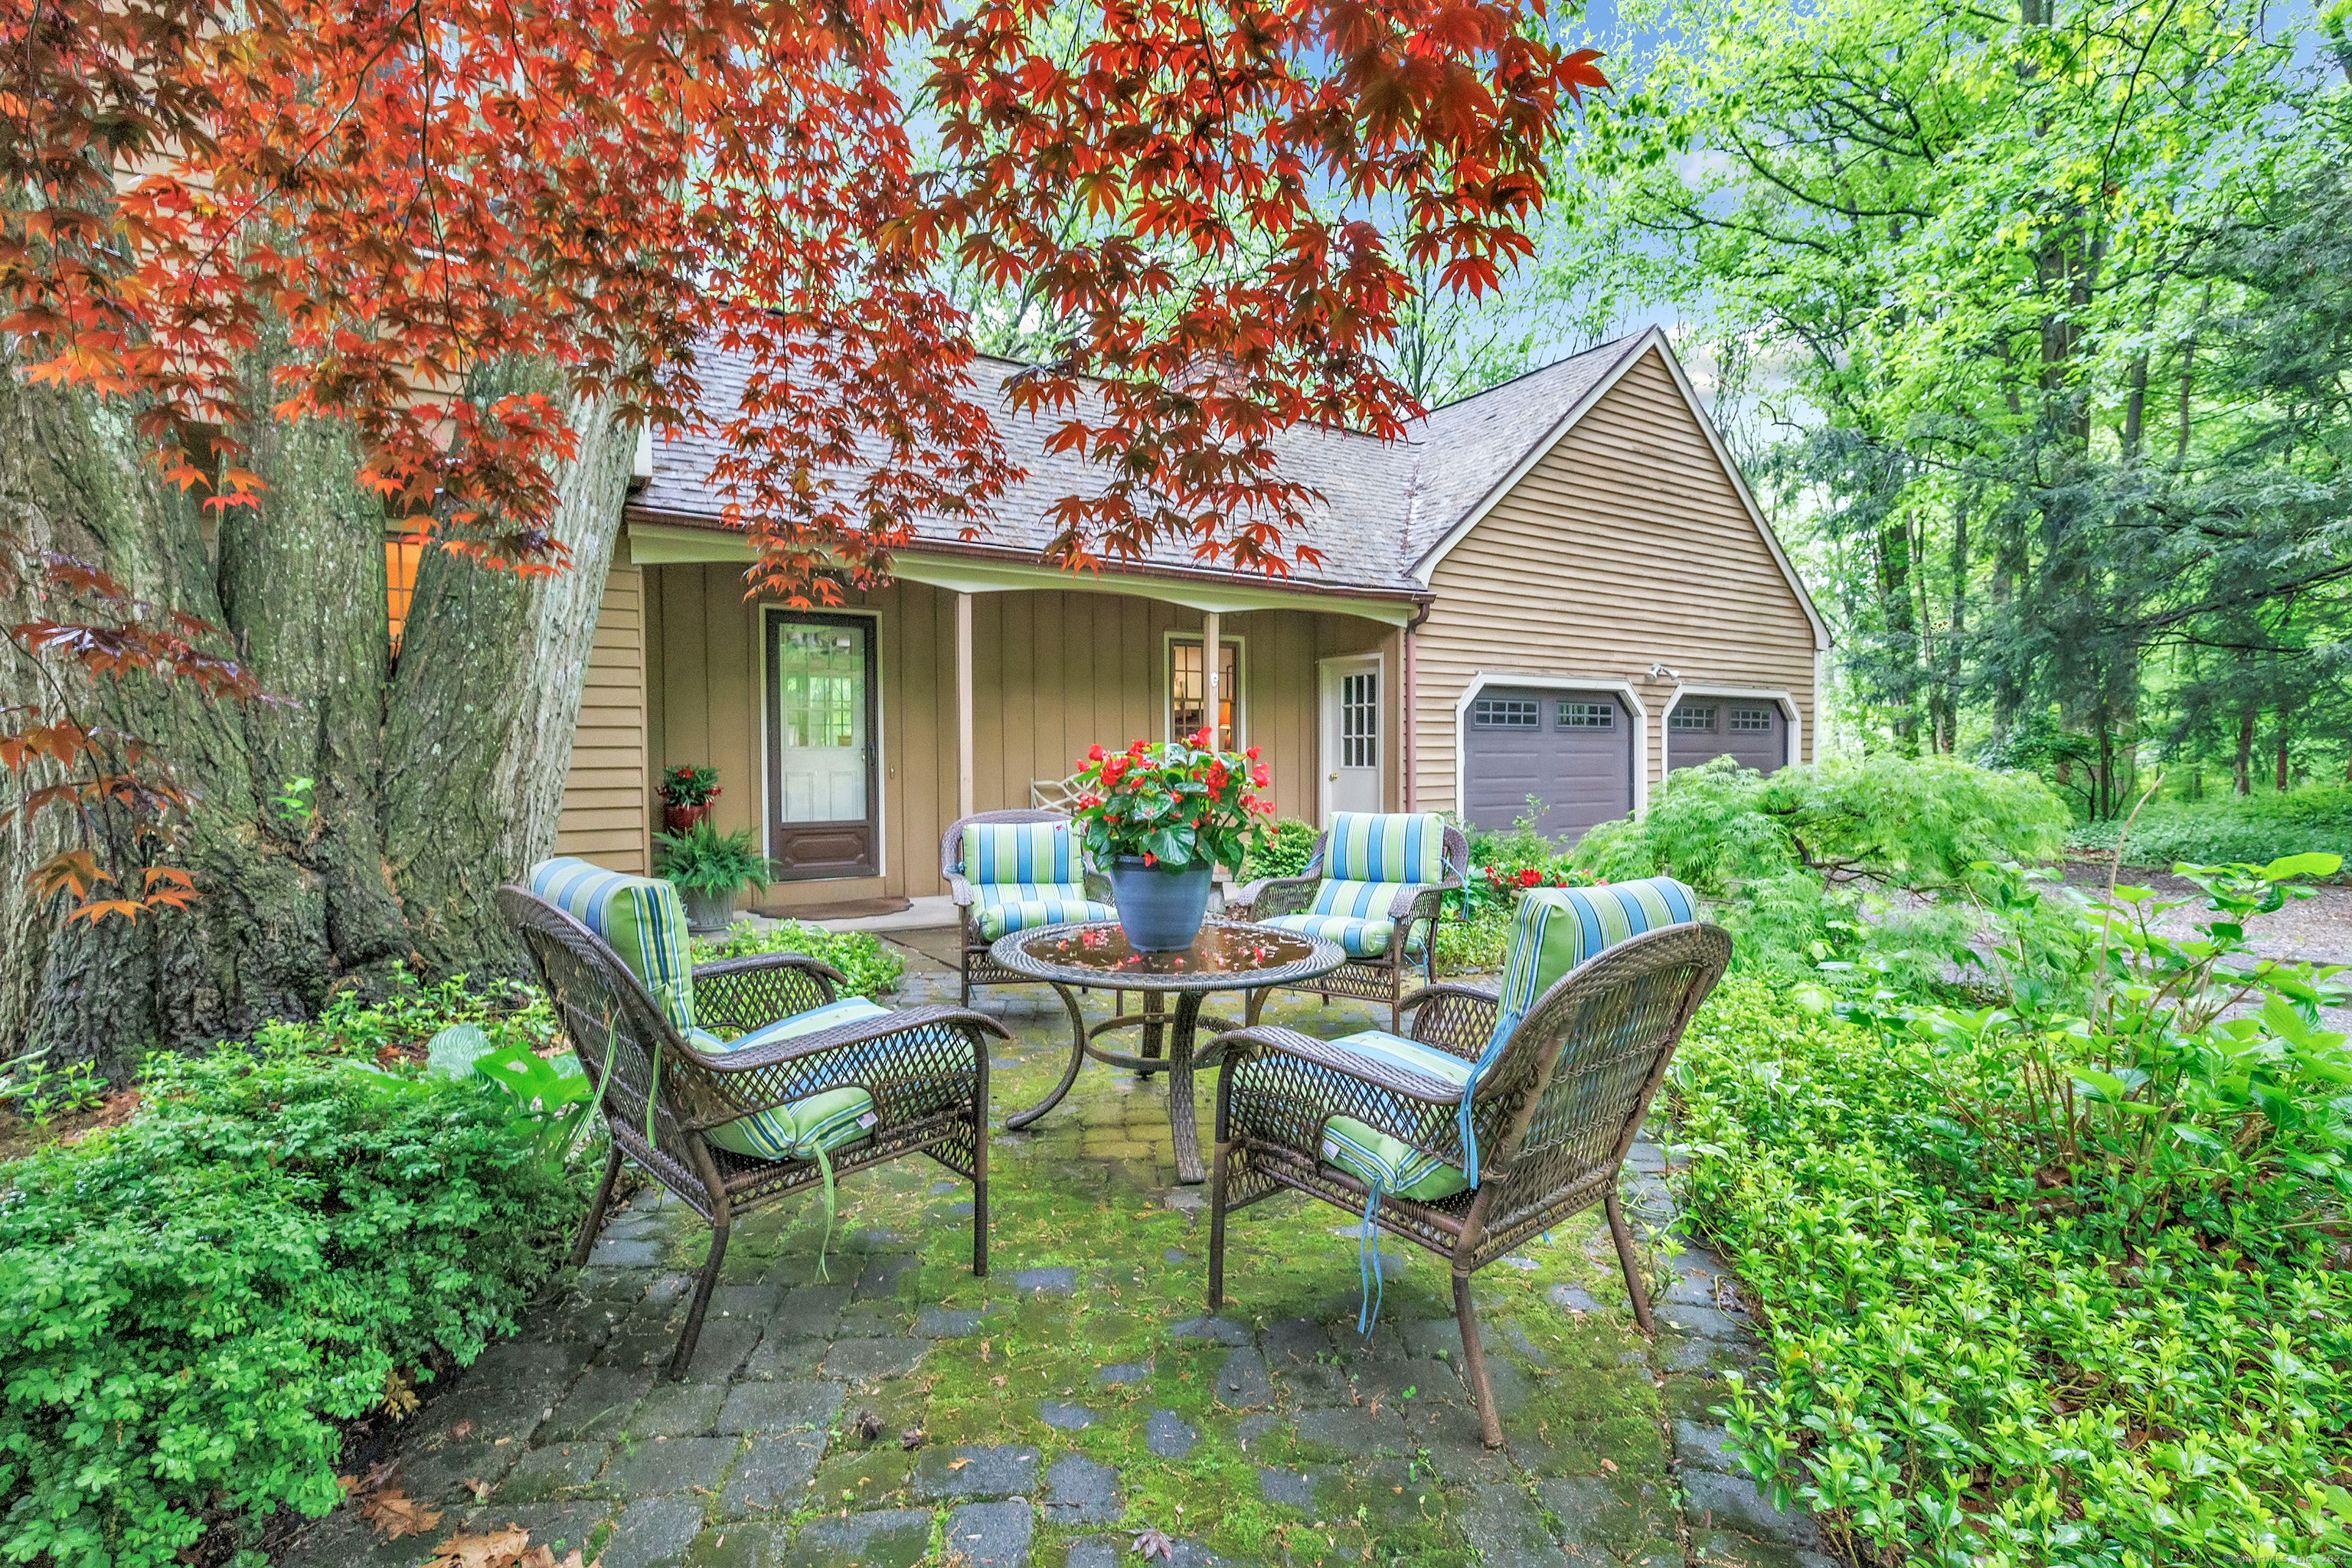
{"left": 0, "top": 348, "right": 635, "bottom": 1070}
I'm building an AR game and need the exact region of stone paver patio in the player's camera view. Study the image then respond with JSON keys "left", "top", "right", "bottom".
{"left": 281, "top": 936, "right": 1833, "bottom": 1568}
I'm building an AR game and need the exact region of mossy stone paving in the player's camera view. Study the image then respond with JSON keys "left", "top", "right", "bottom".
{"left": 276, "top": 948, "right": 1837, "bottom": 1568}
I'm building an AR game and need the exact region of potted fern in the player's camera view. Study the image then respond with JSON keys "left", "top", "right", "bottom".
{"left": 655, "top": 818, "right": 774, "bottom": 933}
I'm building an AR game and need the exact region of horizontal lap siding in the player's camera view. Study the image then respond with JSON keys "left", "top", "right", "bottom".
{"left": 552, "top": 564, "right": 651, "bottom": 872}
{"left": 641, "top": 558, "right": 1380, "bottom": 907}
{"left": 1413, "top": 348, "right": 1818, "bottom": 813}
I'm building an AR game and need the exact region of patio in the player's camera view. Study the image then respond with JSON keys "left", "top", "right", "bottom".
{"left": 279, "top": 936, "right": 1832, "bottom": 1568}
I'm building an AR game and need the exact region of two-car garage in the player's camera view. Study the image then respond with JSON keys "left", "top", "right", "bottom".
{"left": 1459, "top": 683, "right": 1792, "bottom": 844}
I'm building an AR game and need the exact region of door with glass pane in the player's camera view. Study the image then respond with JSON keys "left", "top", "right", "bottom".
{"left": 1318, "top": 655, "right": 1382, "bottom": 821}
{"left": 765, "top": 612, "right": 878, "bottom": 880}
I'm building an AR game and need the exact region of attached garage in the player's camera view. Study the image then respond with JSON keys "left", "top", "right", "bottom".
{"left": 1462, "top": 684, "right": 1635, "bottom": 842}
{"left": 1667, "top": 695, "right": 1788, "bottom": 774}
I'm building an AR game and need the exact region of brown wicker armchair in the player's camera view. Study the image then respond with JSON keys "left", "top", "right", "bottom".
{"left": 1201, "top": 921, "right": 1731, "bottom": 1446}
{"left": 942, "top": 808, "right": 1114, "bottom": 1007}
{"left": 499, "top": 886, "right": 1006, "bottom": 1378}
{"left": 1225, "top": 815, "right": 1468, "bottom": 1031}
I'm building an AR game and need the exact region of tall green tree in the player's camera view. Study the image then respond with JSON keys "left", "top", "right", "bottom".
{"left": 1569, "top": 0, "right": 2352, "bottom": 815}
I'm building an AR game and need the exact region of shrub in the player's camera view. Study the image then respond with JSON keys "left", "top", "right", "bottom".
{"left": 1240, "top": 815, "right": 1318, "bottom": 880}
{"left": 691, "top": 920, "right": 905, "bottom": 998}
{"left": 1674, "top": 859, "right": 2352, "bottom": 1566}
{"left": 2067, "top": 783, "right": 2352, "bottom": 874}
{"left": 1573, "top": 756, "right": 2068, "bottom": 974}
{"left": 0, "top": 1042, "right": 586, "bottom": 1568}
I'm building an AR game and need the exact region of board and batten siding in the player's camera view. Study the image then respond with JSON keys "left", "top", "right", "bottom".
{"left": 638, "top": 560, "right": 1396, "bottom": 910}
{"left": 1412, "top": 345, "right": 1818, "bottom": 814}
{"left": 550, "top": 562, "right": 652, "bottom": 872}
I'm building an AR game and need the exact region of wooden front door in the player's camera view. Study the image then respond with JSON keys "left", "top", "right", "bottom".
{"left": 765, "top": 610, "right": 879, "bottom": 880}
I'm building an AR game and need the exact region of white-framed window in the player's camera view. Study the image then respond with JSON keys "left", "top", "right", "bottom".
{"left": 1670, "top": 704, "right": 1717, "bottom": 733}
{"left": 1168, "top": 636, "right": 1242, "bottom": 749}
{"left": 1471, "top": 696, "right": 1540, "bottom": 729}
{"left": 1341, "top": 670, "right": 1377, "bottom": 767}
{"left": 1728, "top": 706, "right": 1774, "bottom": 733}
{"left": 1558, "top": 701, "right": 1614, "bottom": 729}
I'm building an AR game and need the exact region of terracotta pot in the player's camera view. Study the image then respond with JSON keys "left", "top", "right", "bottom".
{"left": 1106, "top": 857, "right": 1215, "bottom": 952}
{"left": 663, "top": 802, "right": 712, "bottom": 835}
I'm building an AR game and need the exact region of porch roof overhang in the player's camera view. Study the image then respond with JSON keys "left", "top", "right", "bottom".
{"left": 622, "top": 517, "right": 1431, "bottom": 627}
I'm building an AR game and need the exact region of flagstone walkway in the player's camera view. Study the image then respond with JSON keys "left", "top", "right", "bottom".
{"left": 279, "top": 941, "right": 1834, "bottom": 1568}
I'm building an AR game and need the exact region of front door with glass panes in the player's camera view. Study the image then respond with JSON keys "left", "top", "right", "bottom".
{"left": 1318, "top": 655, "right": 1382, "bottom": 820}
{"left": 764, "top": 611, "right": 878, "bottom": 880}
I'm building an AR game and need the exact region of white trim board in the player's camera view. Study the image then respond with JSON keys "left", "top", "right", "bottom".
{"left": 1408, "top": 328, "right": 1831, "bottom": 653}
{"left": 1450, "top": 672, "right": 1651, "bottom": 822}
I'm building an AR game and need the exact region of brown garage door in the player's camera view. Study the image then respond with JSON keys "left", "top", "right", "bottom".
{"left": 1463, "top": 687, "right": 1634, "bottom": 843}
{"left": 1667, "top": 698, "right": 1786, "bottom": 774}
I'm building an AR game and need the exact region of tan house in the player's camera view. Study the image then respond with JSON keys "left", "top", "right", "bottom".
{"left": 551, "top": 327, "right": 1828, "bottom": 913}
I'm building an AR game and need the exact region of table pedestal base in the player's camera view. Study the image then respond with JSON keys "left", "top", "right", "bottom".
{"left": 1004, "top": 985, "right": 1275, "bottom": 1183}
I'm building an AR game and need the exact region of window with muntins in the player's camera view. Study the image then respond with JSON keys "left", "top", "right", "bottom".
{"left": 1558, "top": 701, "right": 1613, "bottom": 729}
{"left": 1170, "top": 639, "right": 1240, "bottom": 749}
{"left": 1472, "top": 697, "right": 1539, "bottom": 728}
{"left": 1670, "top": 704, "right": 1717, "bottom": 733}
{"left": 1728, "top": 707, "right": 1774, "bottom": 733}
{"left": 1341, "top": 671, "right": 1377, "bottom": 766}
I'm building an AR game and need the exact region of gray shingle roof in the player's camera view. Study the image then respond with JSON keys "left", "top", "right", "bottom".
{"left": 629, "top": 332, "right": 1650, "bottom": 596}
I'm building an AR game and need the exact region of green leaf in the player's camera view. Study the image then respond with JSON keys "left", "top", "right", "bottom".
{"left": 426, "top": 1023, "right": 495, "bottom": 1080}
{"left": 2262, "top": 852, "right": 2341, "bottom": 881}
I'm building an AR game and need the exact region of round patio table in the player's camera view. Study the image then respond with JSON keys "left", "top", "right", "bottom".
{"left": 988, "top": 920, "right": 1346, "bottom": 1183}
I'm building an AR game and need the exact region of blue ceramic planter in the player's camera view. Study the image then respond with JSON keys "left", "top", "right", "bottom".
{"left": 1106, "top": 857, "right": 1215, "bottom": 951}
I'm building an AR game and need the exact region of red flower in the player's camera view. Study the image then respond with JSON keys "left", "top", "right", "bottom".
{"left": 1127, "top": 739, "right": 1148, "bottom": 756}
{"left": 1143, "top": 851, "right": 1157, "bottom": 866}
{"left": 1518, "top": 867, "right": 1541, "bottom": 887}
{"left": 1250, "top": 764, "right": 1269, "bottom": 787}
{"left": 1244, "top": 746, "right": 1259, "bottom": 760}
{"left": 1087, "top": 743, "right": 1106, "bottom": 762}
{"left": 1207, "top": 762, "right": 1229, "bottom": 791}
{"left": 1076, "top": 792, "right": 1101, "bottom": 808}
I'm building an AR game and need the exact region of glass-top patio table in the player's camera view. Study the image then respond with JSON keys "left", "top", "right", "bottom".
{"left": 987, "top": 920, "right": 1347, "bottom": 1183}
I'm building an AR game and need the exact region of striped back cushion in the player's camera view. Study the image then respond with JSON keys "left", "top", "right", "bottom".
{"left": 1488, "top": 878, "right": 1698, "bottom": 1048}
{"left": 962, "top": 819, "right": 1080, "bottom": 889}
{"left": 530, "top": 858, "right": 696, "bottom": 1034}
{"left": 1323, "top": 812, "right": 1448, "bottom": 887}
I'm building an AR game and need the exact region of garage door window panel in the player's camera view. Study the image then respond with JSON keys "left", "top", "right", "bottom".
{"left": 1462, "top": 685, "right": 1632, "bottom": 842}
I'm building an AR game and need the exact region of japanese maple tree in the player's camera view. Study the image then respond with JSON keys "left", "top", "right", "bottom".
{"left": 0, "top": 0, "right": 1600, "bottom": 1054}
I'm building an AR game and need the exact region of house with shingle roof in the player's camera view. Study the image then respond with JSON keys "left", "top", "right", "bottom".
{"left": 553, "top": 327, "right": 1827, "bottom": 911}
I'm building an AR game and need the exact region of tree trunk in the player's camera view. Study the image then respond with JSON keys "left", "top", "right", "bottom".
{"left": 2234, "top": 707, "right": 2256, "bottom": 795}
{"left": 2275, "top": 724, "right": 2291, "bottom": 792}
{"left": 0, "top": 349, "right": 633, "bottom": 1070}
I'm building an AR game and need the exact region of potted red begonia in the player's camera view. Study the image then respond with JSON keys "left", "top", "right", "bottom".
{"left": 1069, "top": 732, "right": 1275, "bottom": 950}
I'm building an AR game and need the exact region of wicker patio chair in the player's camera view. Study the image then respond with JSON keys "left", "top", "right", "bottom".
{"left": 1225, "top": 812, "right": 1468, "bottom": 1031}
{"left": 943, "top": 809, "right": 1114, "bottom": 1007}
{"left": 500, "top": 861, "right": 1005, "bottom": 1379}
{"left": 1201, "top": 880, "right": 1729, "bottom": 1447}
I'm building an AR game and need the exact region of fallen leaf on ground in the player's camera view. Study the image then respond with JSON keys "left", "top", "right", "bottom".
{"left": 462, "top": 1478, "right": 492, "bottom": 1501}
{"left": 948, "top": 1456, "right": 969, "bottom": 1471}
{"left": 451, "top": 1419, "right": 476, "bottom": 1439}
{"left": 1132, "top": 1524, "right": 1176, "bottom": 1560}
{"left": 360, "top": 1487, "right": 442, "bottom": 1539}
{"left": 900, "top": 1428, "right": 925, "bottom": 1449}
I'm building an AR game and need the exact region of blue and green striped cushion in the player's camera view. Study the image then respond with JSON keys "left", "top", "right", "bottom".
{"left": 1488, "top": 878, "right": 1698, "bottom": 1047}
{"left": 1308, "top": 1029, "right": 1476, "bottom": 1200}
{"left": 1308, "top": 877, "right": 1410, "bottom": 920}
{"left": 975, "top": 892, "right": 1113, "bottom": 940}
{"left": 697, "top": 998, "right": 890, "bottom": 1161}
{"left": 962, "top": 820, "right": 1080, "bottom": 887}
{"left": 531, "top": 858, "right": 696, "bottom": 1034}
{"left": 1261, "top": 911, "right": 1398, "bottom": 958}
{"left": 1322, "top": 812, "right": 1448, "bottom": 887}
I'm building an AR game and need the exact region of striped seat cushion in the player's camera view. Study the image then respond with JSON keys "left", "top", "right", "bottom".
{"left": 531, "top": 858, "right": 697, "bottom": 1033}
{"left": 962, "top": 820, "right": 1110, "bottom": 939}
{"left": 1322, "top": 812, "right": 1449, "bottom": 885}
{"left": 697, "top": 998, "right": 892, "bottom": 1161}
{"left": 1261, "top": 911, "right": 1399, "bottom": 958}
{"left": 974, "top": 890, "right": 1114, "bottom": 941}
{"left": 1309, "top": 1028, "right": 1477, "bottom": 1201}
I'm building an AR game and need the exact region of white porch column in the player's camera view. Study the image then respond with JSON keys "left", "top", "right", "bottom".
{"left": 956, "top": 591, "right": 975, "bottom": 818}
{"left": 1200, "top": 610, "right": 1220, "bottom": 747}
